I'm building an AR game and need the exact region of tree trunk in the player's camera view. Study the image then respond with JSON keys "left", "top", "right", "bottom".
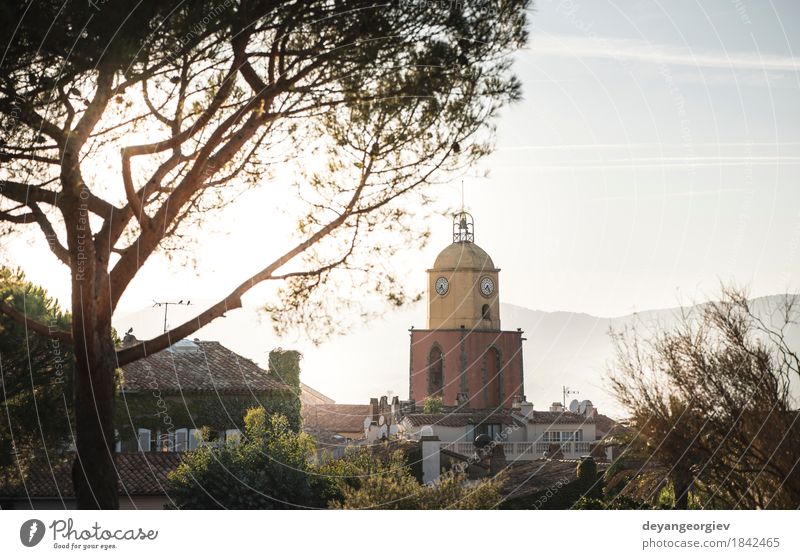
{"left": 673, "top": 471, "right": 691, "bottom": 510}
{"left": 65, "top": 200, "right": 119, "bottom": 509}
{"left": 69, "top": 264, "right": 118, "bottom": 509}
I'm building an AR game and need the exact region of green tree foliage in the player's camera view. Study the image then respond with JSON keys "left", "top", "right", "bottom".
{"left": 0, "top": 0, "right": 529, "bottom": 508}
{"left": 329, "top": 451, "right": 504, "bottom": 510}
{"left": 268, "top": 349, "right": 302, "bottom": 388}
{"left": 608, "top": 288, "right": 800, "bottom": 509}
{"left": 0, "top": 268, "right": 73, "bottom": 478}
{"left": 267, "top": 349, "right": 302, "bottom": 431}
{"left": 573, "top": 496, "right": 660, "bottom": 510}
{"left": 168, "top": 416, "right": 503, "bottom": 509}
{"left": 423, "top": 395, "right": 444, "bottom": 414}
{"left": 576, "top": 456, "right": 602, "bottom": 500}
{"left": 167, "top": 408, "right": 317, "bottom": 509}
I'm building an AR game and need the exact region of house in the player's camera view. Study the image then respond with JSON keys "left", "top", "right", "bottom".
{"left": 302, "top": 403, "right": 371, "bottom": 458}
{"left": 364, "top": 395, "right": 405, "bottom": 443}
{"left": 398, "top": 400, "right": 599, "bottom": 463}
{"left": 117, "top": 337, "right": 293, "bottom": 452}
{"left": 1, "top": 338, "right": 296, "bottom": 509}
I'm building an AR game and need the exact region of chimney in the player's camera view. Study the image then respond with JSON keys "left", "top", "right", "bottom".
{"left": 519, "top": 400, "right": 534, "bottom": 419}
{"left": 549, "top": 401, "right": 565, "bottom": 413}
{"left": 121, "top": 331, "right": 138, "bottom": 348}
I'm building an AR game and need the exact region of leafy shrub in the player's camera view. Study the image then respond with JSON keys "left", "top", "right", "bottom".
{"left": 329, "top": 451, "right": 504, "bottom": 510}
{"left": 423, "top": 396, "right": 444, "bottom": 414}
{"left": 167, "top": 408, "right": 317, "bottom": 509}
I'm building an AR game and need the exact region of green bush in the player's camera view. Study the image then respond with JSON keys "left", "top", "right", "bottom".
{"left": 576, "top": 457, "right": 602, "bottom": 499}
{"left": 423, "top": 396, "right": 444, "bottom": 414}
{"left": 167, "top": 408, "right": 317, "bottom": 509}
{"left": 328, "top": 451, "right": 504, "bottom": 510}
{"left": 573, "top": 497, "right": 607, "bottom": 510}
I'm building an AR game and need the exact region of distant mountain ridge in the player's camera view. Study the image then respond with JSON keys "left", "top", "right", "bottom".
{"left": 115, "top": 294, "right": 799, "bottom": 419}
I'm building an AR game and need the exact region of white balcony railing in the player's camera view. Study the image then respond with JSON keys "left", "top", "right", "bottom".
{"left": 441, "top": 440, "right": 594, "bottom": 461}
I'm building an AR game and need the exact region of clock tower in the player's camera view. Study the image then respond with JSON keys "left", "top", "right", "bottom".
{"left": 409, "top": 212, "right": 525, "bottom": 410}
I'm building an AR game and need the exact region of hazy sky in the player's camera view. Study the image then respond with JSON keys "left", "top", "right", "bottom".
{"left": 6, "top": 0, "right": 800, "bottom": 321}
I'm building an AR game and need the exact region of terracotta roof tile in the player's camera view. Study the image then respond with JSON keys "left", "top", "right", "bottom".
{"left": 121, "top": 341, "right": 288, "bottom": 394}
{"left": 403, "top": 412, "right": 516, "bottom": 428}
{"left": 0, "top": 452, "right": 183, "bottom": 499}
{"left": 303, "top": 404, "right": 370, "bottom": 434}
{"left": 525, "top": 411, "right": 595, "bottom": 425}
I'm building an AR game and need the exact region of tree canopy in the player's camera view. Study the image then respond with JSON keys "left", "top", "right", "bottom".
{"left": 608, "top": 288, "right": 800, "bottom": 509}
{"left": 0, "top": 0, "right": 529, "bottom": 350}
{"left": 0, "top": 0, "right": 530, "bottom": 508}
{"left": 0, "top": 268, "right": 73, "bottom": 479}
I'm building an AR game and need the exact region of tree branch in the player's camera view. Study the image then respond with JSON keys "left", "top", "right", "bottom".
{"left": 0, "top": 301, "right": 73, "bottom": 344}
{"left": 117, "top": 161, "right": 373, "bottom": 365}
{"left": 28, "top": 203, "right": 70, "bottom": 265}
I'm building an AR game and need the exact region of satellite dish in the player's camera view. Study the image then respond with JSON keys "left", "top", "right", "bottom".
{"left": 389, "top": 425, "right": 399, "bottom": 436}
{"left": 378, "top": 415, "right": 385, "bottom": 426}
{"left": 379, "top": 424, "right": 388, "bottom": 437}
{"left": 420, "top": 426, "right": 434, "bottom": 437}
{"left": 578, "top": 400, "right": 588, "bottom": 415}
{"left": 363, "top": 417, "right": 372, "bottom": 429}
{"left": 569, "top": 399, "right": 580, "bottom": 413}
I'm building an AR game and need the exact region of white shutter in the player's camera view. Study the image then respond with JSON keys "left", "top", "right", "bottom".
{"left": 137, "top": 429, "right": 151, "bottom": 451}
{"left": 175, "top": 428, "right": 188, "bottom": 451}
{"left": 188, "top": 429, "right": 199, "bottom": 450}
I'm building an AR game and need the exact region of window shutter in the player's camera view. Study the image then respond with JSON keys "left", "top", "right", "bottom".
{"left": 175, "top": 429, "right": 188, "bottom": 451}
{"left": 188, "top": 429, "right": 200, "bottom": 450}
{"left": 137, "top": 428, "right": 151, "bottom": 452}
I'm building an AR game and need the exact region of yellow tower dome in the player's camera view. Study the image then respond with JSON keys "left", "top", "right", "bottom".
{"left": 433, "top": 241, "right": 495, "bottom": 271}
{"left": 426, "top": 212, "right": 501, "bottom": 331}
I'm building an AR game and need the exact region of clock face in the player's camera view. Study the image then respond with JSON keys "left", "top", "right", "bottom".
{"left": 435, "top": 277, "right": 449, "bottom": 296}
{"left": 480, "top": 276, "right": 495, "bottom": 297}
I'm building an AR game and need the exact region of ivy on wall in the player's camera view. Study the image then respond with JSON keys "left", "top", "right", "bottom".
{"left": 115, "top": 348, "right": 305, "bottom": 445}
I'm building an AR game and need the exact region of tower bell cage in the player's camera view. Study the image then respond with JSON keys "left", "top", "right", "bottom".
{"left": 453, "top": 211, "right": 474, "bottom": 243}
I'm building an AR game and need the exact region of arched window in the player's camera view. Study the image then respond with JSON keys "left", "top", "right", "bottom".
{"left": 482, "top": 304, "right": 491, "bottom": 320}
{"left": 428, "top": 345, "right": 443, "bottom": 396}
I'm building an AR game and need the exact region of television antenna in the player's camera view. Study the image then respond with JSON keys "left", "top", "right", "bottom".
{"left": 153, "top": 299, "right": 192, "bottom": 333}
{"left": 562, "top": 386, "right": 579, "bottom": 407}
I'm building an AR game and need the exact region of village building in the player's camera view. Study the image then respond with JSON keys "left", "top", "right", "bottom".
{"left": 302, "top": 403, "right": 371, "bottom": 458}
{"left": 0, "top": 339, "right": 301, "bottom": 509}
{"left": 117, "top": 337, "right": 295, "bottom": 452}
{"left": 396, "top": 213, "right": 616, "bottom": 477}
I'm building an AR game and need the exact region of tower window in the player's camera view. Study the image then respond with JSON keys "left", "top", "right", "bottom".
{"left": 428, "top": 346, "right": 443, "bottom": 396}
{"left": 482, "top": 304, "right": 491, "bottom": 320}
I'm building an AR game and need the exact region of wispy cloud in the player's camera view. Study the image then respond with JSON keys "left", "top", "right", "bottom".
{"left": 499, "top": 142, "right": 800, "bottom": 152}
{"left": 530, "top": 34, "right": 800, "bottom": 72}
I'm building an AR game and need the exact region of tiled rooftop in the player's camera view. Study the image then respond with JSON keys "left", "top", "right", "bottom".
{"left": 121, "top": 340, "right": 288, "bottom": 394}
{"left": 0, "top": 452, "right": 184, "bottom": 500}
